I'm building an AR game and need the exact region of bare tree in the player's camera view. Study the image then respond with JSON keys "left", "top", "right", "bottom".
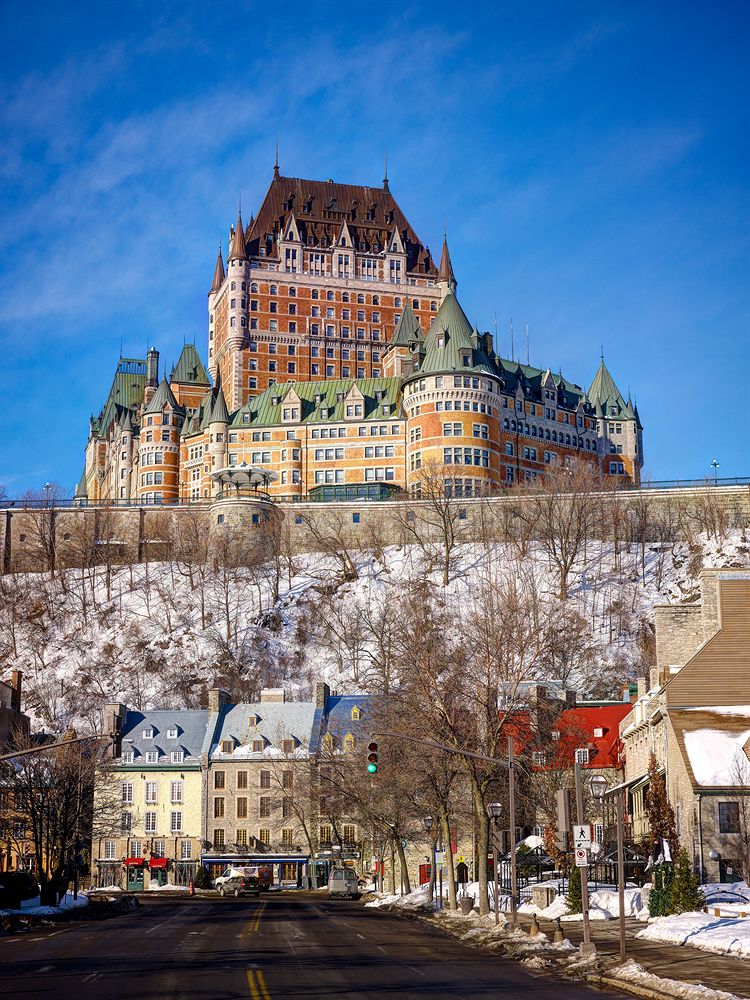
{"left": 399, "top": 459, "right": 469, "bottom": 586}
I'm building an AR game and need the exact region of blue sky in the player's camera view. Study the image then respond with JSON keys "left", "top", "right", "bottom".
{"left": 0, "top": 0, "right": 747, "bottom": 493}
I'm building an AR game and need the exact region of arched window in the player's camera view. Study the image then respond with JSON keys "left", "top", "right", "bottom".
{"left": 270, "top": 284, "right": 277, "bottom": 295}
{"left": 321, "top": 733, "right": 334, "bottom": 751}
{"left": 351, "top": 706, "right": 361, "bottom": 721}
{"left": 251, "top": 282, "right": 258, "bottom": 293}
{"left": 344, "top": 733, "right": 356, "bottom": 752}
{"left": 231, "top": 281, "right": 236, "bottom": 290}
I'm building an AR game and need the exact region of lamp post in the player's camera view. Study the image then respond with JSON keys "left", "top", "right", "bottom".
{"left": 710, "top": 459, "right": 719, "bottom": 485}
{"left": 507, "top": 735, "right": 518, "bottom": 928}
{"left": 487, "top": 802, "right": 503, "bottom": 926}
{"left": 591, "top": 774, "right": 625, "bottom": 962}
{"left": 423, "top": 815, "right": 438, "bottom": 910}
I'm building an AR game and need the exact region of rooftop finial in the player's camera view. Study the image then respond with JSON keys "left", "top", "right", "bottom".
{"left": 383, "top": 146, "right": 389, "bottom": 191}
{"left": 274, "top": 137, "right": 280, "bottom": 178}
{"left": 600, "top": 341, "right": 605, "bottom": 361}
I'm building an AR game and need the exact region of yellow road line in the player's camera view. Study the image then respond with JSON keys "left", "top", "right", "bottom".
{"left": 252, "top": 900, "right": 266, "bottom": 932}
{"left": 247, "top": 969, "right": 271, "bottom": 1000}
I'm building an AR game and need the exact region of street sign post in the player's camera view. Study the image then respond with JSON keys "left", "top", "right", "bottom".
{"left": 573, "top": 824, "right": 592, "bottom": 849}
{"left": 575, "top": 847, "right": 589, "bottom": 867}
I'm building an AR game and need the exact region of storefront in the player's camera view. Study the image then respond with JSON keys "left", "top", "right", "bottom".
{"left": 149, "top": 857, "right": 168, "bottom": 887}
{"left": 315, "top": 849, "right": 360, "bottom": 887}
{"left": 125, "top": 857, "right": 145, "bottom": 891}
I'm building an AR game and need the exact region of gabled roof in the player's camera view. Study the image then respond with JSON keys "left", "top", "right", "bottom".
{"left": 144, "top": 376, "right": 181, "bottom": 415}
{"left": 245, "top": 172, "right": 437, "bottom": 276}
{"left": 389, "top": 301, "right": 423, "bottom": 348}
{"left": 417, "top": 292, "right": 495, "bottom": 377}
{"left": 170, "top": 344, "right": 210, "bottom": 387}
{"left": 230, "top": 376, "right": 403, "bottom": 427}
{"left": 549, "top": 704, "right": 632, "bottom": 770}
{"left": 588, "top": 357, "right": 630, "bottom": 419}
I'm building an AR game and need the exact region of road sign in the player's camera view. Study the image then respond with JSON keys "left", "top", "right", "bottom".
{"left": 401, "top": 839, "right": 408, "bottom": 850}
{"left": 435, "top": 850, "right": 446, "bottom": 867}
{"left": 574, "top": 847, "right": 589, "bottom": 867}
{"left": 455, "top": 855, "right": 465, "bottom": 864}
{"left": 573, "top": 824, "right": 592, "bottom": 849}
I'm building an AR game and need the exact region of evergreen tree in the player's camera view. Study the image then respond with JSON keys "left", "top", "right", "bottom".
{"left": 649, "top": 863, "right": 674, "bottom": 917}
{"left": 566, "top": 865, "right": 582, "bottom": 913}
{"left": 668, "top": 848, "right": 704, "bottom": 914}
{"left": 193, "top": 864, "right": 211, "bottom": 890}
{"left": 643, "top": 752, "right": 679, "bottom": 859}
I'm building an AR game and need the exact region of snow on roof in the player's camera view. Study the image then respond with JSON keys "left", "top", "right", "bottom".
{"left": 208, "top": 700, "right": 317, "bottom": 758}
{"left": 683, "top": 727, "right": 750, "bottom": 786}
{"left": 683, "top": 705, "right": 750, "bottom": 717}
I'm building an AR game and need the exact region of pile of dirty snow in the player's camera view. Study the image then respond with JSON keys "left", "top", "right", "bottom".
{"left": 637, "top": 911, "right": 750, "bottom": 959}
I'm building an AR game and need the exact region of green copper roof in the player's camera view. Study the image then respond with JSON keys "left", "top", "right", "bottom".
{"left": 144, "top": 376, "right": 181, "bottom": 415}
{"left": 417, "top": 292, "right": 496, "bottom": 377}
{"left": 91, "top": 357, "right": 147, "bottom": 439}
{"left": 229, "top": 377, "right": 403, "bottom": 428}
{"left": 588, "top": 358, "right": 631, "bottom": 419}
{"left": 389, "top": 302, "right": 423, "bottom": 348}
{"left": 170, "top": 344, "right": 210, "bottom": 386}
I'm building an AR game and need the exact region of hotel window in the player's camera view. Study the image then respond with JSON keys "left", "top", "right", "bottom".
{"left": 170, "top": 812, "right": 183, "bottom": 833}
{"left": 236, "top": 797, "right": 248, "bottom": 819}
{"left": 214, "top": 797, "right": 225, "bottom": 819}
{"left": 145, "top": 781, "right": 158, "bottom": 803}
{"left": 180, "top": 840, "right": 192, "bottom": 860}
{"left": 259, "top": 829, "right": 270, "bottom": 846}
{"left": 214, "top": 771, "right": 226, "bottom": 789}
{"left": 282, "top": 829, "right": 294, "bottom": 847}
{"left": 170, "top": 781, "right": 183, "bottom": 804}
{"left": 213, "top": 829, "right": 225, "bottom": 849}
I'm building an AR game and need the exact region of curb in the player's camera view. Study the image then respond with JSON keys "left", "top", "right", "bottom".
{"left": 588, "top": 973, "right": 702, "bottom": 1000}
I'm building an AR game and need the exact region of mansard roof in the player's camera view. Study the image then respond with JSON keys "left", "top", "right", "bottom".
{"left": 143, "top": 376, "right": 181, "bottom": 415}
{"left": 588, "top": 357, "right": 631, "bottom": 419}
{"left": 170, "top": 344, "right": 210, "bottom": 387}
{"left": 230, "top": 376, "right": 403, "bottom": 428}
{"left": 245, "top": 172, "right": 437, "bottom": 276}
{"left": 416, "top": 292, "right": 496, "bottom": 377}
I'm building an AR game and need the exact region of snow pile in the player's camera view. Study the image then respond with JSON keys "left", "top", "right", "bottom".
{"left": 0, "top": 889, "right": 90, "bottom": 917}
{"left": 611, "top": 959, "right": 744, "bottom": 999}
{"left": 147, "top": 882, "right": 190, "bottom": 892}
{"left": 638, "top": 911, "right": 750, "bottom": 959}
{"left": 365, "top": 885, "right": 434, "bottom": 911}
{"left": 683, "top": 728, "right": 750, "bottom": 786}
{"left": 589, "top": 887, "right": 643, "bottom": 917}
{"left": 519, "top": 894, "right": 570, "bottom": 920}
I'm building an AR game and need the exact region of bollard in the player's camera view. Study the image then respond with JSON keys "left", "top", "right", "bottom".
{"left": 714, "top": 908, "right": 721, "bottom": 917}
{"left": 529, "top": 915, "right": 540, "bottom": 938}
{"left": 553, "top": 917, "right": 565, "bottom": 943}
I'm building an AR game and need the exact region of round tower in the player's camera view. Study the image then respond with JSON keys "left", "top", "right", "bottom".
{"left": 403, "top": 293, "right": 504, "bottom": 499}
{"left": 138, "top": 377, "right": 182, "bottom": 503}
{"left": 207, "top": 243, "right": 226, "bottom": 382}
{"left": 207, "top": 379, "right": 230, "bottom": 497}
{"left": 224, "top": 210, "right": 250, "bottom": 411}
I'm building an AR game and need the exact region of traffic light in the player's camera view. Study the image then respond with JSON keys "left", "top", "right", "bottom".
{"left": 367, "top": 741, "right": 378, "bottom": 774}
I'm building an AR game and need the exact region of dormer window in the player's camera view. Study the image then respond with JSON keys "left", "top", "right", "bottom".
{"left": 121, "top": 751, "right": 134, "bottom": 764}
{"left": 167, "top": 728, "right": 178, "bottom": 740}
{"left": 221, "top": 740, "right": 234, "bottom": 754}
{"left": 248, "top": 715, "right": 258, "bottom": 728}
{"left": 251, "top": 739, "right": 265, "bottom": 753}
{"left": 145, "top": 751, "right": 159, "bottom": 764}
{"left": 351, "top": 706, "right": 361, "bottom": 721}
{"left": 593, "top": 727, "right": 605, "bottom": 739}
{"left": 143, "top": 728, "right": 154, "bottom": 739}
{"left": 322, "top": 733, "right": 334, "bottom": 752}
{"left": 281, "top": 739, "right": 296, "bottom": 754}
{"left": 171, "top": 751, "right": 184, "bottom": 764}
{"left": 574, "top": 748, "right": 590, "bottom": 765}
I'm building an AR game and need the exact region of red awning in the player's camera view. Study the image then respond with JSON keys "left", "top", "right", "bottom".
{"left": 149, "top": 857, "right": 168, "bottom": 868}
{"left": 124, "top": 857, "right": 144, "bottom": 866}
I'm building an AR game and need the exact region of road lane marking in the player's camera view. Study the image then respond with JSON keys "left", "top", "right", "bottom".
{"left": 247, "top": 969, "right": 271, "bottom": 1000}
{"left": 356, "top": 933, "right": 366, "bottom": 940}
{"left": 408, "top": 964, "right": 426, "bottom": 978}
{"left": 245, "top": 901, "right": 266, "bottom": 934}
{"left": 83, "top": 973, "right": 99, "bottom": 982}
{"left": 378, "top": 945, "right": 388, "bottom": 953}
{"left": 38, "top": 966, "right": 53, "bottom": 973}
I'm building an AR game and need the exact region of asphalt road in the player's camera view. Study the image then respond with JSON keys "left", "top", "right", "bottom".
{"left": 1, "top": 892, "right": 624, "bottom": 999}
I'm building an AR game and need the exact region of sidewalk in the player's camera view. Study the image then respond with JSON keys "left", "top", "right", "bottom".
{"left": 516, "top": 912, "right": 750, "bottom": 999}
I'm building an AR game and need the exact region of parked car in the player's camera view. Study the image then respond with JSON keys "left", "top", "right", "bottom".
{"left": 218, "top": 874, "right": 260, "bottom": 897}
{"left": 214, "top": 866, "right": 251, "bottom": 889}
{"left": 327, "top": 867, "right": 359, "bottom": 899}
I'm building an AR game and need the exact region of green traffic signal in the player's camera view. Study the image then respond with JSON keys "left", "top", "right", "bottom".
{"left": 367, "top": 762, "right": 378, "bottom": 773}
{"left": 367, "top": 741, "right": 378, "bottom": 774}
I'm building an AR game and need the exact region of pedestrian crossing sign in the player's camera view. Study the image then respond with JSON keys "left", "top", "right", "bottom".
{"left": 573, "top": 824, "right": 592, "bottom": 849}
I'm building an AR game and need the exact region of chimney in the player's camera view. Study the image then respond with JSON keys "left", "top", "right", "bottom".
{"left": 208, "top": 688, "right": 232, "bottom": 714}
{"left": 146, "top": 347, "right": 159, "bottom": 387}
{"left": 103, "top": 702, "right": 127, "bottom": 759}
{"left": 260, "top": 688, "right": 285, "bottom": 703}
{"left": 315, "top": 681, "right": 330, "bottom": 709}
{"left": 636, "top": 676, "right": 647, "bottom": 699}
{"left": 10, "top": 670, "right": 21, "bottom": 713}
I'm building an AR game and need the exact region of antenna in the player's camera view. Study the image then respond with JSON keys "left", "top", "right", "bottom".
{"left": 493, "top": 312, "right": 498, "bottom": 356}
{"left": 274, "top": 137, "right": 280, "bottom": 178}
{"left": 510, "top": 317, "right": 515, "bottom": 363}
{"left": 383, "top": 147, "right": 389, "bottom": 190}
{"left": 525, "top": 322, "right": 530, "bottom": 365}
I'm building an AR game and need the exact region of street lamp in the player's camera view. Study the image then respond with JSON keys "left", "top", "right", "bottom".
{"left": 423, "top": 815, "right": 438, "bottom": 910}
{"left": 486, "top": 802, "right": 503, "bottom": 925}
{"left": 591, "top": 774, "right": 625, "bottom": 962}
{"left": 710, "top": 459, "right": 719, "bottom": 486}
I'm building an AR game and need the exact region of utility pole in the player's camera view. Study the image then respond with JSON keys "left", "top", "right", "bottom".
{"left": 508, "top": 735, "right": 518, "bottom": 928}
{"left": 574, "top": 758, "right": 595, "bottom": 957}
{"left": 616, "top": 790, "right": 626, "bottom": 962}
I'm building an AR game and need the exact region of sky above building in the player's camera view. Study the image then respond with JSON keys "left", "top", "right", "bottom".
{"left": 0, "top": 1, "right": 747, "bottom": 493}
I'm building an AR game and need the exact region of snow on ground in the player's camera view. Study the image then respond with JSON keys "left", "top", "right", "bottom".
{"left": 146, "top": 883, "right": 190, "bottom": 892}
{"left": 611, "top": 959, "right": 744, "bottom": 1000}
{"left": 0, "top": 890, "right": 90, "bottom": 917}
{"left": 3, "top": 530, "right": 748, "bottom": 730}
{"left": 637, "top": 911, "right": 750, "bottom": 959}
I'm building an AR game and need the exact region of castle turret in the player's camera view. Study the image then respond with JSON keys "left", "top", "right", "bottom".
{"left": 208, "top": 245, "right": 225, "bottom": 381}
{"left": 208, "top": 375, "right": 230, "bottom": 495}
{"left": 437, "top": 230, "right": 457, "bottom": 297}
{"left": 383, "top": 302, "right": 422, "bottom": 377}
{"left": 223, "top": 210, "right": 250, "bottom": 411}
{"left": 588, "top": 354, "right": 643, "bottom": 483}
{"left": 402, "top": 292, "right": 503, "bottom": 497}
{"left": 138, "top": 376, "right": 183, "bottom": 502}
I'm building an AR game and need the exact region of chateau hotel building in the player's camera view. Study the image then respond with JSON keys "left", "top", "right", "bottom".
{"left": 81, "top": 162, "right": 643, "bottom": 504}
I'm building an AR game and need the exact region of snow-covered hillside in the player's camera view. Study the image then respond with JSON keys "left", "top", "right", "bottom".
{"left": 1, "top": 531, "right": 748, "bottom": 732}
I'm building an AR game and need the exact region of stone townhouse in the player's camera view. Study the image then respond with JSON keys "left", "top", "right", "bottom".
{"left": 94, "top": 707, "right": 208, "bottom": 890}
{"left": 619, "top": 570, "right": 750, "bottom": 881}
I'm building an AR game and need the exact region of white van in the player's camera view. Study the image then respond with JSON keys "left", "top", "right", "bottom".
{"left": 327, "top": 867, "right": 359, "bottom": 899}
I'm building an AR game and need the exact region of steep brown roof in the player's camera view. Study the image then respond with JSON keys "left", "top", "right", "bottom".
{"left": 210, "top": 245, "right": 225, "bottom": 292}
{"left": 245, "top": 173, "right": 437, "bottom": 276}
{"left": 438, "top": 232, "right": 456, "bottom": 287}
{"left": 228, "top": 211, "right": 247, "bottom": 261}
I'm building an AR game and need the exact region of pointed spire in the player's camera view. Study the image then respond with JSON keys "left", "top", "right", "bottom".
{"left": 274, "top": 138, "right": 280, "bottom": 179}
{"left": 210, "top": 243, "right": 225, "bottom": 292}
{"left": 383, "top": 147, "right": 389, "bottom": 191}
{"left": 144, "top": 376, "right": 180, "bottom": 415}
{"left": 438, "top": 228, "right": 457, "bottom": 291}
{"left": 228, "top": 209, "right": 247, "bottom": 261}
{"left": 209, "top": 379, "right": 230, "bottom": 425}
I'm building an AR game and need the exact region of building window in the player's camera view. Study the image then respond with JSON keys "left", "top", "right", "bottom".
{"left": 145, "top": 812, "right": 157, "bottom": 833}
{"left": 170, "top": 781, "right": 183, "bottom": 804}
{"left": 260, "top": 770, "right": 271, "bottom": 789}
{"left": 104, "top": 840, "right": 117, "bottom": 860}
{"left": 236, "top": 829, "right": 248, "bottom": 847}
{"left": 259, "top": 829, "right": 270, "bottom": 846}
{"left": 145, "top": 781, "right": 158, "bottom": 803}
{"left": 236, "top": 797, "right": 248, "bottom": 819}
{"left": 574, "top": 748, "right": 590, "bottom": 765}
{"left": 343, "top": 824, "right": 356, "bottom": 844}
{"left": 167, "top": 728, "right": 178, "bottom": 739}
{"left": 718, "top": 802, "right": 740, "bottom": 834}
{"left": 171, "top": 751, "right": 184, "bottom": 764}
{"left": 180, "top": 841, "right": 192, "bottom": 860}
{"left": 121, "top": 812, "right": 132, "bottom": 834}
{"left": 282, "top": 829, "right": 294, "bottom": 847}
{"left": 213, "top": 829, "right": 225, "bottom": 849}
{"left": 121, "top": 781, "right": 133, "bottom": 803}
{"left": 237, "top": 771, "right": 248, "bottom": 790}
{"left": 170, "top": 812, "right": 183, "bottom": 833}
{"left": 260, "top": 797, "right": 271, "bottom": 818}
{"left": 214, "top": 771, "right": 225, "bottom": 789}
